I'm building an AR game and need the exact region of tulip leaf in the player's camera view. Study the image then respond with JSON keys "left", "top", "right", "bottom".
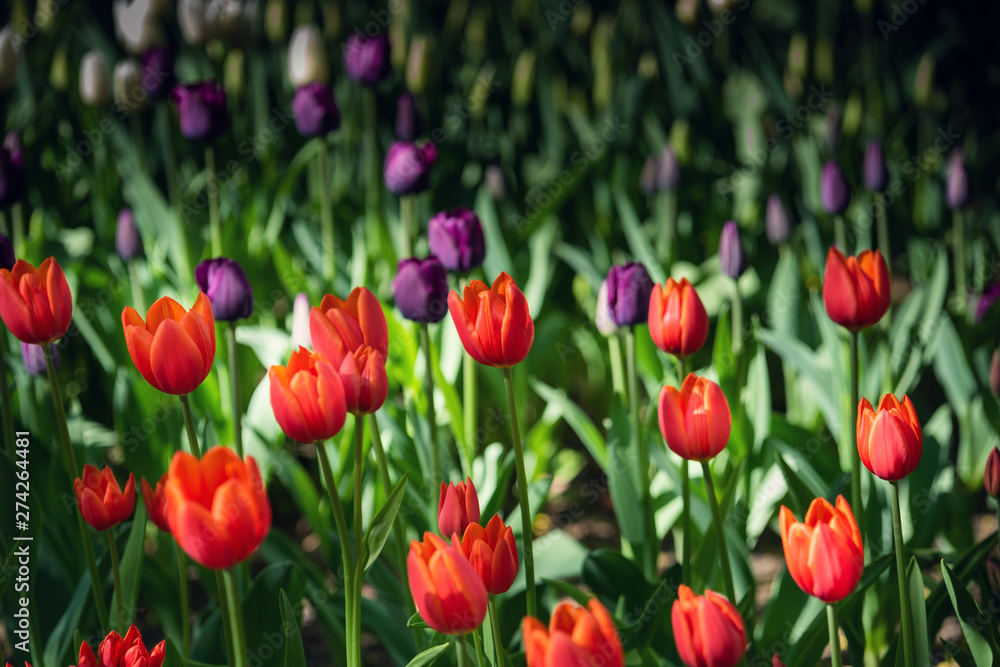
{"left": 110, "top": 505, "right": 147, "bottom": 631}
{"left": 907, "top": 557, "right": 931, "bottom": 667}
{"left": 941, "top": 560, "right": 1000, "bottom": 666}
{"left": 605, "top": 400, "right": 646, "bottom": 548}
{"left": 614, "top": 190, "right": 666, "bottom": 285}
{"left": 530, "top": 377, "right": 607, "bottom": 467}
{"left": 407, "top": 611, "right": 430, "bottom": 629}
{"left": 279, "top": 589, "right": 308, "bottom": 667}
{"left": 582, "top": 548, "right": 651, "bottom": 615}
{"left": 238, "top": 562, "right": 305, "bottom": 667}
{"left": 404, "top": 643, "right": 450, "bottom": 667}
{"left": 541, "top": 577, "right": 592, "bottom": 607}
{"left": 362, "top": 472, "right": 409, "bottom": 575}
{"left": 43, "top": 571, "right": 91, "bottom": 667}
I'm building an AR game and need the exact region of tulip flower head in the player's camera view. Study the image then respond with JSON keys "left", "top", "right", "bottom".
{"left": 384, "top": 141, "right": 437, "bottom": 195}
{"left": 946, "top": 150, "right": 969, "bottom": 210}
{"left": 21, "top": 342, "right": 53, "bottom": 377}
{"left": 172, "top": 81, "right": 229, "bottom": 141}
{"left": 822, "top": 247, "right": 890, "bottom": 331}
{"left": 116, "top": 208, "right": 144, "bottom": 261}
{"left": 765, "top": 195, "right": 792, "bottom": 246}
{"left": 985, "top": 448, "right": 1000, "bottom": 498}
{"left": 0, "top": 258, "right": 73, "bottom": 345}
{"left": 820, "top": 160, "right": 850, "bottom": 215}
{"left": 140, "top": 45, "right": 175, "bottom": 100}
{"left": 292, "top": 82, "right": 341, "bottom": 137}
{"left": 80, "top": 49, "right": 111, "bottom": 107}
{"left": 857, "top": 394, "right": 922, "bottom": 481}
{"left": 395, "top": 92, "right": 421, "bottom": 141}
{"left": 460, "top": 513, "right": 519, "bottom": 594}
{"left": 122, "top": 293, "right": 216, "bottom": 395}
{"left": 288, "top": 24, "right": 328, "bottom": 87}
{"left": 164, "top": 446, "right": 271, "bottom": 569}
{"left": 671, "top": 584, "right": 746, "bottom": 667}
{"left": 595, "top": 279, "right": 619, "bottom": 337}
{"left": 863, "top": 140, "right": 888, "bottom": 192}
{"left": 78, "top": 624, "right": 165, "bottom": 667}
{"left": 141, "top": 472, "right": 170, "bottom": 533}
{"left": 448, "top": 272, "right": 534, "bottom": 368}
{"left": 407, "top": 532, "right": 488, "bottom": 635}
{"left": 74, "top": 465, "right": 136, "bottom": 532}
{"left": 719, "top": 221, "right": 748, "bottom": 280}
{"left": 648, "top": 277, "right": 709, "bottom": 358}
{"left": 658, "top": 374, "right": 732, "bottom": 461}
{"left": 655, "top": 146, "right": 681, "bottom": 191}
{"left": 522, "top": 598, "right": 624, "bottom": 667}
{"left": 779, "top": 495, "right": 863, "bottom": 603}
{"left": 427, "top": 207, "right": 486, "bottom": 274}
{"left": 606, "top": 262, "right": 654, "bottom": 327}
{"left": 269, "top": 347, "right": 348, "bottom": 443}
{"left": 343, "top": 33, "right": 391, "bottom": 86}
{"left": 195, "top": 257, "right": 254, "bottom": 321}
{"left": 439, "top": 477, "right": 480, "bottom": 540}
{"left": 392, "top": 256, "right": 449, "bottom": 323}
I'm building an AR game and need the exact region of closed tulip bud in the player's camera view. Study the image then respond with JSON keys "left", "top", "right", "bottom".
{"left": 484, "top": 165, "right": 505, "bottom": 200}
{"left": 121, "top": 293, "right": 216, "bottom": 395}
{"left": 659, "top": 374, "right": 732, "bottom": 461}
{"left": 395, "top": 92, "right": 421, "bottom": 141}
{"left": 655, "top": 146, "right": 681, "bottom": 191}
{"left": 288, "top": 24, "right": 328, "bottom": 87}
{"left": 766, "top": 195, "right": 793, "bottom": 245}
{"left": 428, "top": 208, "right": 486, "bottom": 273}
{"left": 80, "top": 49, "right": 111, "bottom": 107}
{"left": 113, "top": 0, "right": 166, "bottom": 55}
{"left": 779, "top": 495, "right": 863, "bottom": 603}
{"left": 523, "top": 599, "right": 624, "bottom": 667}
{"left": 172, "top": 81, "right": 229, "bottom": 142}
{"left": 595, "top": 279, "right": 619, "bottom": 337}
{"left": 640, "top": 155, "right": 657, "bottom": 195}
{"left": 857, "top": 394, "right": 922, "bottom": 481}
{"left": 21, "top": 342, "right": 52, "bottom": 376}
{"left": 672, "top": 584, "right": 746, "bottom": 667}
{"left": 946, "top": 150, "right": 969, "bottom": 210}
{"left": 384, "top": 141, "right": 437, "bottom": 195}
{"left": 0, "top": 233, "right": 13, "bottom": 271}
{"left": 990, "top": 350, "right": 1000, "bottom": 398}
{"left": 675, "top": 0, "right": 698, "bottom": 26}
{"left": 269, "top": 347, "right": 348, "bottom": 443}
{"left": 863, "top": 140, "right": 889, "bottom": 192}
{"left": 0, "top": 258, "right": 73, "bottom": 345}
{"left": 914, "top": 54, "right": 934, "bottom": 107}
{"left": 140, "top": 45, "right": 175, "bottom": 100}
{"left": 165, "top": 447, "right": 271, "bottom": 569}
{"left": 719, "top": 221, "right": 748, "bottom": 280}
{"left": 81, "top": 625, "right": 165, "bottom": 667}
{"left": 393, "top": 257, "right": 449, "bottom": 323}
{"left": 512, "top": 49, "right": 536, "bottom": 107}
{"left": 114, "top": 58, "right": 145, "bottom": 111}
{"left": 116, "top": 208, "right": 144, "bottom": 261}
{"left": 822, "top": 247, "right": 890, "bottom": 331}
{"left": 408, "top": 532, "right": 488, "bottom": 634}
{"left": 0, "top": 27, "right": 20, "bottom": 93}
{"left": 649, "top": 278, "right": 709, "bottom": 358}
{"left": 820, "top": 160, "right": 850, "bottom": 215}
{"left": 439, "top": 477, "right": 480, "bottom": 539}
{"left": 825, "top": 105, "right": 841, "bottom": 153}
{"left": 74, "top": 465, "right": 136, "bottom": 532}
{"left": 264, "top": 0, "right": 287, "bottom": 43}
{"left": 292, "top": 83, "right": 341, "bottom": 137}
{"left": 985, "top": 448, "right": 1000, "bottom": 498}
{"left": 291, "top": 292, "right": 311, "bottom": 349}
{"left": 448, "top": 272, "right": 534, "bottom": 368}
{"left": 178, "top": 0, "right": 214, "bottom": 45}
{"left": 0, "top": 140, "right": 25, "bottom": 208}
{"left": 461, "top": 514, "right": 519, "bottom": 594}
{"left": 343, "top": 33, "right": 391, "bottom": 86}
{"left": 606, "top": 262, "right": 654, "bottom": 327}
{"left": 406, "top": 36, "right": 430, "bottom": 94}
{"left": 195, "top": 257, "right": 254, "bottom": 321}
{"left": 141, "top": 473, "right": 170, "bottom": 533}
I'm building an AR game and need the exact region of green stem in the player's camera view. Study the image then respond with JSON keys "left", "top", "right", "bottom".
{"left": 954, "top": 209, "right": 966, "bottom": 314}
{"left": 44, "top": 343, "right": 110, "bottom": 632}
{"left": 626, "top": 328, "right": 656, "bottom": 579}
{"left": 488, "top": 596, "right": 505, "bottom": 666}
{"left": 353, "top": 418, "right": 365, "bottom": 667}
{"left": 420, "top": 324, "right": 440, "bottom": 477}
{"left": 657, "top": 190, "right": 676, "bottom": 267}
{"left": 205, "top": 146, "right": 221, "bottom": 257}
{"left": 363, "top": 89, "right": 379, "bottom": 222}
{"left": 677, "top": 357, "right": 690, "bottom": 585}
{"left": 178, "top": 394, "right": 203, "bottom": 458}
{"left": 875, "top": 193, "right": 890, "bottom": 276}
{"left": 400, "top": 195, "right": 417, "bottom": 258}
{"left": 731, "top": 278, "right": 743, "bottom": 356}
{"left": 319, "top": 139, "right": 336, "bottom": 287}
{"left": 177, "top": 547, "right": 190, "bottom": 664}
{"left": 463, "top": 353, "right": 477, "bottom": 476}
{"left": 502, "top": 367, "right": 536, "bottom": 617}
{"left": 1, "top": 326, "right": 14, "bottom": 458}
{"left": 128, "top": 260, "right": 145, "bottom": 313}
{"left": 701, "top": 460, "right": 736, "bottom": 604}
{"left": 472, "top": 627, "right": 487, "bottom": 667}
{"left": 608, "top": 332, "right": 626, "bottom": 402}
{"left": 215, "top": 571, "right": 234, "bottom": 664}
{"left": 890, "top": 482, "right": 915, "bottom": 667}
{"left": 107, "top": 531, "right": 123, "bottom": 630}
{"left": 157, "top": 102, "right": 179, "bottom": 205}
{"left": 850, "top": 332, "right": 862, "bottom": 540}
{"left": 227, "top": 322, "right": 243, "bottom": 457}
{"left": 222, "top": 569, "right": 248, "bottom": 667}
{"left": 316, "top": 441, "right": 355, "bottom": 663}
{"left": 12, "top": 202, "right": 24, "bottom": 258}
{"left": 456, "top": 635, "right": 469, "bottom": 667}
{"left": 834, "top": 214, "right": 846, "bottom": 253}
{"left": 826, "top": 603, "right": 844, "bottom": 667}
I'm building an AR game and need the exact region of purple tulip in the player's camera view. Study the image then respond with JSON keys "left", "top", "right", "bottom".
{"left": 194, "top": 257, "right": 254, "bottom": 321}
{"left": 606, "top": 262, "right": 654, "bottom": 327}
{"left": 640, "top": 155, "right": 657, "bottom": 195}
{"left": 140, "top": 45, "right": 175, "bottom": 100}
{"left": 765, "top": 195, "right": 792, "bottom": 246}
{"left": 427, "top": 207, "right": 485, "bottom": 273}
{"left": 0, "top": 233, "right": 14, "bottom": 271}
{"left": 0, "top": 132, "right": 24, "bottom": 208}
{"left": 976, "top": 283, "right": 1000, "bottom": 324}
{"left": 863, "top": 140, "right": 888, "bottom": 192}
{"left": 820, "top": 160, "right": 849, "bottom": 215}
{"left": 384, "top": 141, "right": 437, "bottom": 195}
{"left": 21, "top": 342, "right": 54, "bottom": 376}
{"left": 116, "top": 208, "right": 144, "bottom": 261}
{"left": 292, "top": 83, "right": 341, "bottom": 137}
{"left": 394, "top": 93, "right": 421, "bottom": 141}
{"left": 392, "top": 256, "right": 449, "bottom": 323}
{"left": 343, "top": 33, "right": 391, "bottom": 86}
{"left": 719, "top": 220, "right": 748, "bottom": 279}
{"left": 172, "top": 81, "right": 229, "bottom": 142}
{"left": 655, "top": 146, "right": 680, "bottom": 191}
{"left": 946, "top": 150, "right": 969, "bottom": 210}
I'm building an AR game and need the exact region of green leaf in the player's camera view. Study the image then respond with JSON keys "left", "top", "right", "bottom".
{"left": 615, "top": 191, "right": 665, "bottom": 284}
{"left": 907, "top": 557, "right": 930, "bottom": 667}
{"left": 110, "top": 506, "right": 147, "bottom": 630}
{"left": 541, "top": 578, "right": 592, "bottom": 607}
{"left": 363, "top": 473, "right": 409, "bottom": 574}
{"left": 279, "top": 590, "right": 307, "bottom": 667}
{"left": 582, "top": 549, "right": 651, "bottom": 614}
{"left": 941, "top": 560, "right": 1000, "bottom": 666}
{"left": 404, "top": 643, "right": 451, "bottom": 667}
{"left": 43, "top": 572, "right": 92, "bottom": 667}
{"left": 407, "top": 611, "right": 430, "bottom": 629}
{"left": 237, "top": 563, "right": 305, "bottom": 667}
{"left": 529, "top": 378, "right": 607, "bottom": 467}
{"left": 605, "top": 399, "right": 646, "bottom": 548}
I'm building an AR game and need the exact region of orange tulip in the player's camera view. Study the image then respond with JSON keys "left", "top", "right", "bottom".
{"left": 448, "top": 272, "right": 534, "bottom": 368}
{"left": 0, "top": 258, "right": 73, "bottom": 344}
{"left": 74, "top": 465, "right": 135, "bottom": 532}
{"left": 164, "top": 446, "right": 271, "bottom": 570}
{"left": 522, "top": 599, "right": 624, "bottom": 667}
{"left": 460, "top": 513, "right": 519, "bottom": 594}
{"left": 671, "top": 584, "right": 746, "bottom": 667}
{"left": 439, "top": 477, "right": 479, "bottom": 539}
{"left": 779, "top": 495, "right": 863, "bottom": 603}
{"left": 309, "top": 287, "right": 389, "bottom": 414}
{"left": 857, "top": 394, "right": 922, "bottom": 481}
{"left": 648, "top": 278, "right": 709, "bottom": 359}
{"left": 408, "top": 532, "right": 488, "bottom": 635}
{"left": 658, "top": 374, "right": 732, "bottom": 461}
{"left": 269, "top": 347, "right": 347, "bottom": 443}
{"left": 822, "top": 247, "right": 890, "bottom": 331}
{"left": 141, "top": 473, "right": 170, "bottom": 533}
{"left": 121, "top": 293, "right": 216, "bottom": 395}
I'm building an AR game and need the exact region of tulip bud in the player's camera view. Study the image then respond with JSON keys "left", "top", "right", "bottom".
{"left": 990, "top": 350, "right": 1000, "bottom": 398}
{"left": 914, "top": 53, "right": 934, "bottom": 107}
{"left": 822, "top": 247, "right": 890, "bottom": 331}
{"left": 292, "top": 83, "right": 341, "bottom": 137}
{"left": 649, "top": 278, "right": 709, "bottom": 358}
{"left": 765, "top": 195, "right": 792, "bottom": 246}
{"left": 178, "top": 0, "right": 214, "bottom": 45}
{"left": 672, "top": 585, "right": 746, "bottom": 667}
{"left": 825, "top": 105, "right": 841, "bottom": 153}
{"left": 0, "top": 26, "right": 20, "bottom": 93}
{"left": 0, "top": 137, "right": 25, "bottom": 208}
{"left": 659, "top": 374, "right": 732, "bottom": 461}
{"left": 291, "top": 292, "right": 311, "bottom": 349}
{"left": 857, "top": 394, "right": 922, "bottom": 481}
{"left": 116, "top": 208, "right": 144, "bottom": 261}
{"left": 195, "top": 257, "right": 254, "bottom": 321}
{"left": 269, "top": 347, "right": 347, "bottom": 444}
{"left": 675, "top": 0, "right": 698, "bottom": 26}
{"left": 946, "top": 150, "right": 969, "bottom": 210}
{"left": 428, "top": 208, "right": 485, "bottom": 273}
{"left": 0, "top": 258, "right": 73, "bottom": 345}
{"left": 719, "top": 221, "right": 748, "bottom": 280}
{"left": 406, "top": 36, "right": 430, "bottom": 94}
{"left": 51, "top": 46, "right": 69, "bottom": 92}
{"left": 141, "top": 45, "right": 175, "bottom": 101}
{"left": 820, "top": 160, "right": 850, "bottom": 215}
{"left": 113, "top": 0, "right": 166, "bottom": 55}
{"left": 439, "top": 477, "right": 479, "bottom": 539}
{"left": 788, "top": 32, "right": 808, "bottom": 78}
{"left": 512, "top": 49, "right": 535, "bottom": 107}
{"left": 393, "top": 257, "right": 449, "bottom": 324}
{"left": 288, "top": 24, "right": 328, "bottom": 88}
{"left": 264, "top": 0, "right": 287, "bottom": 44}
{"left": 408, "top": 532, "right": 488, "bottom": 635}
{"left": 172, "top": 81, "right": 229, "bottom": 142}
{"left": 114, "top": 58, "right": 145, "bottom": 111}
{"left": 863, "top": 140, "right": 889, "bottom": 192}
{"left": 640, "top": 155, "right": 657, "bottom": 195}
{"left": 780, "top": 496, "right": 863, "bottom": 603}
{"left": 343, "top": 33, "right": 391, "bottom": 86}
{"left": 21, "top": 342, "right": 53, "bottom": 376}
{"left": 223, "top": 49, "right": 245, "bottom": 100}
{"left": 606, "top": 262, "right": 654, "bottom": 327}
{"left": 985, "top": 448, "right": 1000, "bottom": 498}
{"left": 74, "top": 465, "right": 136, "bottom": 532}
{"left": 484, "top": 165, "right": 505, "bottom": 200}
{"left": 595, "top": 279, "right": 618, "bottom": 337}
{"left": 394, "top": 93, "right": 421, "bottom": 142}
{"left": 655, "top": 146, "right": 681, "bottom": 191}
{"left": 384, "top": 141, "right": 437, "bottom": 195}
{"left": 461, "top": 514, "right": 519, "bottom": 595}
{"left": 523, "top": 599, "right": 624, "bottom": 667}
{"left": 80, "top": 49, "right": 111, "bottom": 107}
{"left": 0, "top": 233, "right": 14, "bottom": 271}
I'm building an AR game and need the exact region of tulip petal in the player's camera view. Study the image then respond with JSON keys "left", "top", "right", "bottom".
{"left": 0, "top": 270, "right": 37, "bottom": 343}
{"left": 448, "top": 290, "right": 490, "bottom": 366}
{"left": 823, "top": 247, "right": 861, "bottom": 329}
{"left": 150, "top": 319, "right": 208, "bottom": 395}
{"left": 658, "top": 385, "right": 691, "bottom": 459}
{"left": 499, "top": 279, "right": 533, "bottom": 366}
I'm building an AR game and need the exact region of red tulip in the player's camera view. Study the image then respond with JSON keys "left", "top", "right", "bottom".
{"left": 74, "top": 465, "right": 135, "bottom": 531}
{"left": 121, "top": 293, "right": 216, "bottom": 395}
{"left": 779, "top": 495, "right": 863, "bottom": 603}
{"left": 269, "top": 346, "right": 347, "bottom": 442}
{"left": 407, "top": 531, "right": 488, "bottom": 635}
{"left": 773, "top": 656, "right": 788, "bottom": 667}
{"left": 460, "top": 513, "right": 518, "bottom": 594}
{"left": 164, "top": 446, "right": 271, "bottom": 570}
{"left": 0, "top": 257, "right": 73, "bottom": 344}
{"left": 309, "top": 287, "right": 389, "bottom": 414}
{"left": 77, "top": 625, "right": 165, "bottom": 667}
{"left": 141, "top": 473, "right": 170, "bottom": 533}
{"left": 822, "top": 247, "right": 890, "bottom": 331}
{"left": 649, "top": 278, "right": 709, "bottom": 359}
{"left": 985, "top": 447, "right": 1000, "bottom": 498}
{"left": 439, "top": 477, "right": 480, "bottom": 539}
{"left": 658, "top": 374, "right": 732, "bottom": 461}
{"left": 672, "top": 584, "right": 746, "bottom": 667}
{"left": 448, "top": 272, "right": 534, "bottom": 368}
{"left": 856, "top": 394, "right": 922, "bottom": 481}
{"left": 522, "top": 598, "right": 624, "bottom": 667}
